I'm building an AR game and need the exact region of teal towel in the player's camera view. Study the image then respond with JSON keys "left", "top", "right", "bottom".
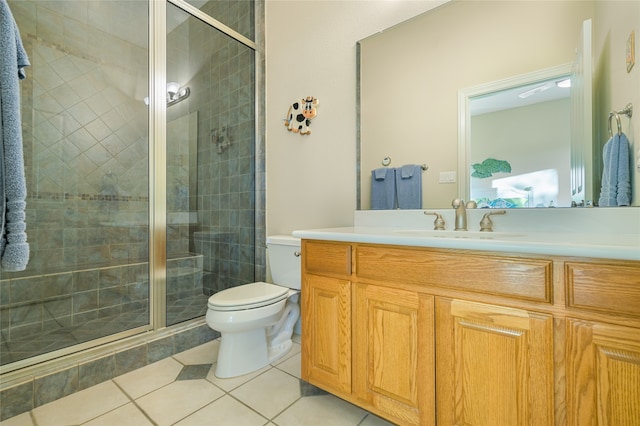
{"left": 1, "top": 0, "right": 30, "bottom": 271}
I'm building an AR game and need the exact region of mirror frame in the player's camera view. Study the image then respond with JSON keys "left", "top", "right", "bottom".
{"left": 457, "top": 63, "right": 574, "bottom": 203}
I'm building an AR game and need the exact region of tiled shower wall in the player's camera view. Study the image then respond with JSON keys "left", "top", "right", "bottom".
{"left": 6, "top": 0, "right": 259, "bottom": 281}
{"left": 0, "top": 254, "right": 203, "bottom": 365}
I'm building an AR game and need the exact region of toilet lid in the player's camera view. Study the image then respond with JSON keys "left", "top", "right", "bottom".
{"left": 208, "top": 282, "right": 290, "bottom": 311}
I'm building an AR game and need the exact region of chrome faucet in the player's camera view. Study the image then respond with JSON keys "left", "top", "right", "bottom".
{"left": 452, "top": 198, "right": 467, "bottom": 231}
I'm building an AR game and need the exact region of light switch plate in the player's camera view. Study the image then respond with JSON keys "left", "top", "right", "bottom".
{"left": 439, "top": 171, "right": 456, "bottom": 183}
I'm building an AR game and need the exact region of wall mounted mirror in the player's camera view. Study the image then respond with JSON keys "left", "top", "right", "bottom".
{"left": 357, "top": 1, "right": 636, "bottom": 209}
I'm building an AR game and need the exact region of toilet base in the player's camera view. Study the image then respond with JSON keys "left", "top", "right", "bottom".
{"left": 215, "top": 328, "right": 269, "bottom": 378}
{"left": 211, "top": 299, "right": 300, "bottom": 378}
{"left": 214, "top": 330, "right": 295, "bottom": 378}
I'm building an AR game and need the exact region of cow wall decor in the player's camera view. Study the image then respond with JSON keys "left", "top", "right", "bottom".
{"left": 284, "top": 96, "right": 319, "bottom": 135}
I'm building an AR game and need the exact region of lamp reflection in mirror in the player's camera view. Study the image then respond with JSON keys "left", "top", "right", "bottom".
{"left": 144, "top": 81, "right": 191, "bottom": 106}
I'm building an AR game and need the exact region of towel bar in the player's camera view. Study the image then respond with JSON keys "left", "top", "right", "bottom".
{"left": 379, "top": 157, "right": 428, "bottom": 171}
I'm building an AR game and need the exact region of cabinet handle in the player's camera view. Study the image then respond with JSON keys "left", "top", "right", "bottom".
{"left": 294, "top": 251, "right": 301, "bottom": 257}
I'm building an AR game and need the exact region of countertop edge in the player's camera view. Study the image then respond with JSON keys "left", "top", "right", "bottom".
{"left": 292, "top": 228, "right": 640, "bottom": 261}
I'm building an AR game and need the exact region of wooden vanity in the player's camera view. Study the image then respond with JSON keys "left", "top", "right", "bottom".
{"left": 300, "top": 239, "right": 640, "bottom": 425}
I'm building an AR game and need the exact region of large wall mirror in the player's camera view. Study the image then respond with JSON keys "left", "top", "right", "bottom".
{"left": 358, "top": 1, "right": 639, "bottom": 210}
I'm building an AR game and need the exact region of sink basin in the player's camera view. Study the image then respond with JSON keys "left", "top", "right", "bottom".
{"left": 392, "top": 229, "right": 526, "bottom": 239}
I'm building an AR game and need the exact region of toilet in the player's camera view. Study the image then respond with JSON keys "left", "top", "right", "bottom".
{"left": 205, "top": 235, "right": 301, "bottom": 378}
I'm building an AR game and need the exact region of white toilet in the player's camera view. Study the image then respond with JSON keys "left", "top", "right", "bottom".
{"left": 205, "top": 235, "right": 301, "bottom": 378}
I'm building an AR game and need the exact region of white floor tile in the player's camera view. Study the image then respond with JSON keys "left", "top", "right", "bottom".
{"left": 174, "top": 395, "right": 267, "bottom": 426}
{"left": 4, "top": 336, "right": 397, "bottom": 426}
{"left": 273, "top": 394, "right": 367, "bottom": 426}
{"left": 82, "top": 403, "right": 153, "bottom": 426}
{"left": 114, "top": 357, "right": 183, "bottom": 399}
{"left": 32, "top": 381, "right": 129, "bottom": 426}
{"left": 230, "top": 368, "right": 301, "bottom": 419}
{"left": 275, "top": 352, "right": 301, "bottom": 378}
{"left": 173, "top": 340, "right": 220, "bottom": 365}
{"left": 359, "top": 413, "right": 397, "bottom": 426}
{"left": 0, "top": 412, "right": 34, "bottom": 426}
{"left": 136, "top": 379, "right": 224, "bottom": 426}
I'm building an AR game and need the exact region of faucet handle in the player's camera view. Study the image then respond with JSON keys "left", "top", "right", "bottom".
{"left": 479, "top": 210, "right": 506, "bottom": 232}
{"left": 424, "top": 211, "right": 446, "bottom": 230}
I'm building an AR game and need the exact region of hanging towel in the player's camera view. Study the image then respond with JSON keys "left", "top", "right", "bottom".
{"left": 371, "top": 168, "right": 396, "bottom": 210}
{"left": 395, "top": 164, "right": 422, "bottom": 209}
{"left": 1, "top": 0, "right": 30, "bottom": 271}
{"left": 598, "top": 132, "right": 631, "bottom": 207}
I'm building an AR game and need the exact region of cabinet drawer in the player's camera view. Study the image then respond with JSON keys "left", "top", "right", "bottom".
{"left": 356, "top": 245, "right": 552, "bottom": 303}
{"left": 566, "top": 261, "right": 640, "bottom": 318}
{"left": 303, "top": 240, "right": 352, "bottom": 277}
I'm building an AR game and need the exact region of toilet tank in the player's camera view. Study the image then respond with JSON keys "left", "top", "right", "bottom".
{"left": 266, "top": 235, "right": 301, "bottom": 290}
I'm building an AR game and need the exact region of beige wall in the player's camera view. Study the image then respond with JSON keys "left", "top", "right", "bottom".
{"left": 264, "top": 0, "right": 448, "bottom": 235}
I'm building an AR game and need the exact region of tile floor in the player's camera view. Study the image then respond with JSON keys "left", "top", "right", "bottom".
{"left": 1, "top": 337, "right": 394, "bottom": 426}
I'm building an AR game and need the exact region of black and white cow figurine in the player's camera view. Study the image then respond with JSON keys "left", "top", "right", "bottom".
{"left": 284, "top": 96, "right": 319, "bottom": 135}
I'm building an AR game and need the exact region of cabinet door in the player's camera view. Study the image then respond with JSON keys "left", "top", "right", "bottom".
{"left": 567, "top": 319, "right": 640, "bottom": 426}
{"left": 354, "top": 283, "right": 435, "bottom": 426}
{"left": 436, "top": 298, "right": 554, "bottom": 426}
{"left": 301, "top": 274, "right": 352, "bottom": 395}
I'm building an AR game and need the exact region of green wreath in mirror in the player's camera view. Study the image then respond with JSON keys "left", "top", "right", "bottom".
{"left": 471, "top": 158, "right": 512, "bottom": 178}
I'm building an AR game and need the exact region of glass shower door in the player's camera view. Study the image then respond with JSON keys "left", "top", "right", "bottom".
{"left": 165, "top": 2, "right": 256, "bottom": 326}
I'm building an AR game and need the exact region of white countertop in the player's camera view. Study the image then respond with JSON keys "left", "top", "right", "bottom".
{"left": 292, "top": 226, "right": 640, "bottom": 261}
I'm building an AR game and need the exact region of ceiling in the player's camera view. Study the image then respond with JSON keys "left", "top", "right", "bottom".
{"left": 470, "top": 75, "right": 571, "bottom": 116}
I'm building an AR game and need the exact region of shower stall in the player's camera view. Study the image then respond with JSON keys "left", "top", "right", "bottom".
{"left": 0, "top": 0, "right": 262, "bottom": 378}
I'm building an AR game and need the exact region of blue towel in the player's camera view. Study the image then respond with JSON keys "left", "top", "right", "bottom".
{"left": 371, "top": 168, "right": 396, "bottom": 210}
{"left": 395, "top": 164, "right": 422, "bottom": 209}
{"left": 598, "top": 132, "right": 631, "bottom": 207}
{"left": 1, "top": 0, "right": 30, "bottom": 271}
{"left": 400, "top": 164, "right": 415, "bottom": 179}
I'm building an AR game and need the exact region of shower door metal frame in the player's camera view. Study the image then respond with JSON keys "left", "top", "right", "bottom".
{"left": 149, "top": 0, "right": 168, "bottom": 329}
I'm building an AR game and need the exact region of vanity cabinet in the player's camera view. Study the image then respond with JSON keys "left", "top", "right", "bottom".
{"left": 435, "top": 298, "right": 554, "bottom": 425}
{"left": 564, "top": 261, "right": 640, "bottom": 426}
{"left": 300, "top": 241, "right": 352, "bottom": 397}
{"left": 353, "top": 283, "right": 434, "bottom": 425}
{"left": 300, "top": 239, "right": 640, "bottom": 426}
{"left": 566, "top": 319, "right": 640, "bottom": 425}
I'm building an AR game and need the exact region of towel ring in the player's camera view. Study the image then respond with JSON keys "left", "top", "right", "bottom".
{"left": 608, "top": 103, "right": 633, "bottom": 137}
{"left": 608, "top": 112, "right": 622, "bottom": 137}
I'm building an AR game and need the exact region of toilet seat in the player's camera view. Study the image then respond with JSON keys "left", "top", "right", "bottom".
{"left": 208, "top": 282, "right": 289, "bottom": 311}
